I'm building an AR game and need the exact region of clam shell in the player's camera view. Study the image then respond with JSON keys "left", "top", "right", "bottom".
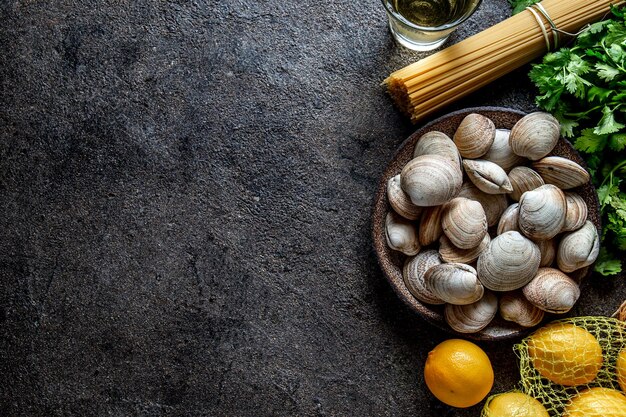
{"left": 508, "top": 166, "right": 545, "bottom": 202}
{"left": 445, "top": 291, "right": 498, "bottom": 334}
{"left": 387, "top": 175, "right": 423, "bottom": 220}
{"left": 403, "top": 250, "right": 444, "bottom": 305}
{"left": 413, "top": 131, "right": 461, "bottom": 168}
{"left": 457, "top": 182, "right": 508, "bottom": 227}
{"left": 499, "top": 291, "right": 545, "bottom": 327}
{"left": 477, "top": 231, "right": 541, "bottom": 291}
{"left": 522, "top": 268, "right": 580, "bottom": 313}
{"left": 463, "top": 159, "right": 514, "bottom": 194}
{"left": 537, "top": 238, "right": 558, "bottom": 267}
{"left": 424, "top": 263, "right": 484, "bottom": 305}
{"left": 532, "top": 156, "right": 590, "bottom": 189}
{"left": 557, "top": 221, "right": 600, "bottom": 273}
{"left": 497, "top": 203, "right": 520, "bottom": 235}
{"left": 563, "top": 192, "right": 588, "bottom": 232}
{"left": 418, "top": 205, "right": 445, "bottom": 247}
{"left": 439, "top": 233, "right": 490, "bottom": 264}
{"left": 441, "top": 197, "right": 488, "bottom": 249}
{"left": 483, "top": 129, "right": 526, "bottom": 172}
{"left": 385, "top": 211, "right": 420, "bottom": 256}
{"left": 518, "top": 184, "right": 566, "bottom": 240}
{"left": 401, "top": 155, "right": 462, "bottom": 207}
{"left": 453, "top": 113, "right": 496, "bottom": 159}
{"left": 509, "top": 112, "right": 560, "bottom": 160}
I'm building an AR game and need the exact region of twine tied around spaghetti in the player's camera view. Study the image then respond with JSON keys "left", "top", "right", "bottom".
{"left": 526, "top": 3, "right": 591, "bottom": 51}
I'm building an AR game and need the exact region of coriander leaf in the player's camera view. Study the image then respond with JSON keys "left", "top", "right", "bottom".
{"left": 535, "top": 88, "right": 564, "bottom": 112}
{"left": 588, "top": 86, "right": 614, "bottom": 103}
{"left": 617, "top": 209, "right": 626, "bottom": 221}
{"left": 589, "top": 20, "right": 612, "bottom": 35}
{"left": 574, "top": 129, "right": 608, "bottom": 153}
{"left": 557, "top": 116, "right": 578, "bottom": 137}
{"left": 595, "top": 261, "right": 622, "bottom": 275}
{"left": 610, "top": 133, "right": 626, "bottom": 151}
{"left": 598, "top": 184, "right": 615, "bottom": 208}
{"left": 568, "top": 54, "right": 591, "bottom": 75}
{"left": 567, "top": 54, "right": 591, "bottom": 75}
{"left": 564, "top": 73, "right": 588, "bottom": 98}
{"left": 611, "top": 5, "right": 626, "bottom": 19}
{"left": 561, "top": 54, "right": 592, "bottom": 99}
{"left": 611, "top": 226, "right": 626, "bottom": 250}
{"left": 608, "top": 210, "right": 626, "bottom": 226}
{"left": 543, "top": 49, "right": 573, "bottom": 68}
{"left": 612, "top": 191, "right": 626, "bottom": 206}
{"left": 594, "top": 248, "right": 622, "bottom": 275}
{"left": 595, "top": 106, "right": 626, "bottom": 135}
{"left": 598, "top": 176, "right": 621, "bottom": 210}
{"left": 586, "top": 49, "right": 606, "bottom": 61}
{"left": 508, "top": 0, "right": 539, "bottom": 14}
{"left": 596, "top": 63, "right": 621, "bottom": 81}
{"left": 610, "top": 194, "right": 626, "bottom": 220}
{"left": 607, "top": 43, "right": 626, "bottom": 67}
{"left": 605, "top": 27, "right": 626, "bottom": 49}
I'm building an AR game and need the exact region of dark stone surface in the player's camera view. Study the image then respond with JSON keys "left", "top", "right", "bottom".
{"left": 0, "top": 1, "right": 624, "bottom": 416}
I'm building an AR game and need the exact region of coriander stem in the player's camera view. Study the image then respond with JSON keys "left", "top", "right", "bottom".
{"left": 565, "top": 106, "right": 603, "bottom": 117}
{"left": 599, "top": 159, "right": 626, "bottom": 188}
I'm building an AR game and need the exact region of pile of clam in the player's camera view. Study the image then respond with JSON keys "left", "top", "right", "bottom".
{"left": 385, "top": 112, "right": 600, "bottom": 334}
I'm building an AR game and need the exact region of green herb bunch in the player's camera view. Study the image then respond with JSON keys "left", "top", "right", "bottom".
{"left": 508, "top": 0, "right": 541, "bottom": 15}
{"left": 509, "top": 1, "right": 626, "bottom": 275}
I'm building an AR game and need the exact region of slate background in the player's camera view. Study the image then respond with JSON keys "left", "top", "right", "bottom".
{"left": 1, "top": 0, "right": 624, "bottom": 416}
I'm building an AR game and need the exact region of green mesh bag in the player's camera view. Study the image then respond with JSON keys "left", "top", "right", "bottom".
{"left": 511, "top": 316, "right": 626, "bottom": 416}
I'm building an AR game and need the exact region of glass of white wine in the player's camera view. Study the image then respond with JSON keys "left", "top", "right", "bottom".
{"left": 382, "top": 0, "right": 482, "bottom": 51}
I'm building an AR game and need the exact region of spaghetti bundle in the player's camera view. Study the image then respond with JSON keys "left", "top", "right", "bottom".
{"left": 385, "top": 0, "right": 623, "bottom": 123}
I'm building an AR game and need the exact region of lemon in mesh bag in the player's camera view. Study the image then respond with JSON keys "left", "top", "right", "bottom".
{"left": 524, "top": 322, "right": 603, "bottom": 386}
{"left": 514, "top": 316, "right": 626, "bottom": 416}
{"left": 562, "top": 387, "right": 626, "bottom": 416}
{"left": 482, "top": 391, "right": 549, "bottom": 417}
{"left": 619, "top": 347, "right": 626, "bottom": 392}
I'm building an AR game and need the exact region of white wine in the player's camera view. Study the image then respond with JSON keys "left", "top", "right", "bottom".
{"left": 382, "top": 0, "right": 481, "bottom": 50}
{"left": 393, "top": 0, "right": 476, "bottom": 27}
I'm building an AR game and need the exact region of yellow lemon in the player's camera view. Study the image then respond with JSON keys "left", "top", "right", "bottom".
{"left": 618, "top": 348, "right": 626, "bottom": 393}
{"left": 424, "top": 339, "right": 494, "bottom": 408}
{"left": 483, "top": 392, "right": 549, "bottom": 417}
{"left": 526, "top": 322, "right": 603, "bottom": 386}
{"left": 563, "top": 387, "right": 626, "bottom": 417}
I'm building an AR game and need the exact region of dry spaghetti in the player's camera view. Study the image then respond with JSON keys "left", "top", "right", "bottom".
{"left": 385, "top": 0, "right": 624, "bottom": 123}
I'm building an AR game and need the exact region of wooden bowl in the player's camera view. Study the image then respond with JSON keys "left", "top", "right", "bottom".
{"left": 372, "top": 107, "right": 601, "bottom": 341}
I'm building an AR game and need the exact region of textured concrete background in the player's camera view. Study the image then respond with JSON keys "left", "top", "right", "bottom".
{"left": 1, "top": 0, "right": 624, "bottom": 416}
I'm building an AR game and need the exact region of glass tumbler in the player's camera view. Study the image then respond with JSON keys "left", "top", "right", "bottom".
{"left": 382, "top": 0, "right": 482, "bottom": 51}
